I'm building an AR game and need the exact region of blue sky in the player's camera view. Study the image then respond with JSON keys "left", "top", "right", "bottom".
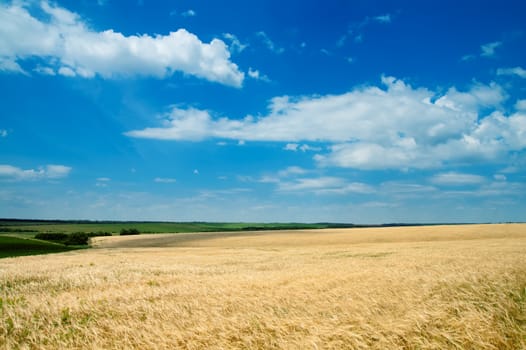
{"left": 1, "top": 0, "right": 526, "bottom": 223}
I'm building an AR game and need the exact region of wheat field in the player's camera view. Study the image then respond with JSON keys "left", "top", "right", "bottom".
{"left": 1, "top": 224, "right": 525, "bottom": 349}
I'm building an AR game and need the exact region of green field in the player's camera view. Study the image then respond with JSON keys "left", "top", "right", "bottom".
{"left": 0, "top": 220, "right": 355, "bottom": 258}
{"left": 0, "top": 220, "right": 351, "bottom": 236}
{"left": 0, "top": 235, "right": 76, "bottom": 258}
{"left": 0, "top": 220, "right": 437, "bottom": 259}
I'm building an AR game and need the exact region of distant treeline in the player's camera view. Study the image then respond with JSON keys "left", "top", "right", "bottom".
{"left": 0, "top": 227, "right": 38, "bottom": 232}
{"left": 35, "top": 232, "right": 112, "bottom": 246}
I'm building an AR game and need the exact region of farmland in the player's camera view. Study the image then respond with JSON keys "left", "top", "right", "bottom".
{"left": 0, "top": 220, "right": 356, "bottom": 237}
{"left": 1, "top": 224, "right": 525, "bottom": 349}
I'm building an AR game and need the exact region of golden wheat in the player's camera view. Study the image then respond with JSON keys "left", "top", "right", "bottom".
{"left": 1, "top": 224, "right": 525, "bottom": 349}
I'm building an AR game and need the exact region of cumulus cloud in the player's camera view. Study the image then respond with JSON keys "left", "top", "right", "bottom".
{"left": 0, "top": 1, "right": 244, "bottom": 86}
{"left": 126, "top": 76, "right": 526, "bottom": 170}
{"left": 497, "top": 66, "right": 526, "bottom": 79}
{"left": 0, "top": 164, "right": 71, "bottom": 181}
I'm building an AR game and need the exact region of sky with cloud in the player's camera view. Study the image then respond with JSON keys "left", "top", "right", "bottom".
{"left": 1, "top": 0, "right": 525, "bottom": 223}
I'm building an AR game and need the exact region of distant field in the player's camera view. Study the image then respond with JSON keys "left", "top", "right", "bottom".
{"left": 1, "top": 224, "right": 525, "bottom": 349}
{"left": 0, "top": 236, "right": 75, "bottom": 258}
{"left": 0, "top": 220, "right": 342, "bottom": 236}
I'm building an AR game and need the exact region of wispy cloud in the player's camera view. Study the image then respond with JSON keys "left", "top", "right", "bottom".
{"left": 337, "top": 13, "right": 394, "bottom": 47}
{"left": 0, "top": 164, "right": 71, "bottom": 181}
{"left": 430, "top": 172, "right": 486, "bottom": 186}
{"left": 277, "top": 177, "right": 373, "bottom": 195}
{"left": 256, "top": 31, "right": 284, "bottom": 54}
{"left": 223, "top": 33, "right": 248, "bottom": 54}
{"left": 463, "top": 41, "right": 503, "bottom": 61}
{"left": 480, "top": 41, "right": 502, "bottom": 57}
{"left": 283, "top": 143, "right": 321, "bottom": 152}
{"left": 497, "top": 66, "right": 526, "bottom": 78}
{"left": 374, "top": 14, "right": 392, "bottom": 23}
{"left": 181, "top": 9, "right": 196, "bottom": 17}
{"left": 154, "top": 177, "right": 177, "bottom": 183}
{"left": 247, "top": 67, "right": 270, "bottom": 82}
{"left": 95, "top": 177, "right": 110, "bottom": 187}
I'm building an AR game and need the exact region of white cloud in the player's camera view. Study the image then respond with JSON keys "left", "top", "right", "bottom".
{"left": 461, "top": 54, "right": 476, "bottom": 61}
{"left": 96, "top": 177, "right": 111, "bottom": 182}
{"left": 462, "top": 41, "right": 504, "bottom": 61}
{"left": 494, "top": 174, "right": 506, "bottom": 181}
{"left": 430, "top": 172, "right": 486, "bottom": 186}
{"left": 283, "top": 143, "right": 321, "bottom": 152}
{"left": 223, "top": 33, "right": 247, "bottom": 54}
{"left": 339, "top": 13, "right": 393, "bottom": 46}
{"left": 0, "top": 1, "right": 243, "bottom": 87}
{"left": 515, "top": 99, "right": 526, "bottom": 111}
{"left": 480, "top": 41, "right": 502, "bottom": 57}
{"left": 278, "top": 176, "right": 373, "bottom": 195}
{"left": 181, "top": 9, "right": 196, "bottom": 17}
{"left": 43, "top": 165, "right": 71, "bottom": 178}
{"left": 315, "top": 142, "right": 435, "bottom": 170}
{"left": 154, "top": 177, "right": 177, "bottom": 183}
{"left": 0, "top": 164, "right": 71, "bottom": 181}
{"left": 58, "top": 66, "right": 76, "bottom": 77}
{"left": 248, "top": 67, "right": 270, "bottom": 82}
{"left": 256, "top": 31, "right": 284, "bottom": 54}
{"left": 497, "top": 66, "right": 526, "bottom": 78}
{"left": 374, "top": 14, "right": 391, "bottom": 23}
{"left": 0, "top": 56, "right": 27, "bottom": 74}
{"left": 278, "top": 166, "right": 307, "bottom": 177}
{"left": 284, "top": 143, "right": 299, "bottom": 151}
{"left": 0, "top": 129, "right": 7, "bottom": 137}
{"left": 127, "top": 76, "right": 526, "bottom": 170}
{"left": 33, "top": 65, "right": 56, "bottom": 75}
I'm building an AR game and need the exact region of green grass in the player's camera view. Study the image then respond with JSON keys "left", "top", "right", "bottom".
{"left": 0, "top": 235, "right": 76, "bottom": 258}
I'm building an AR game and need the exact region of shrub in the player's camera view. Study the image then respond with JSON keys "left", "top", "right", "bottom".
{"left": 35, "top": 232, "right": 90, "bottom": 246}
{"left": 34, "top": 233, "right": 68, "bottom": 243}
{"left": 120, "top": 228, "right": 140, "bottom": 236}
{"left": 63, "top": 232, "right": 89, "bottom": 246}
{"left": 86, "top": 231, "right": 112, "bottom": 237}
